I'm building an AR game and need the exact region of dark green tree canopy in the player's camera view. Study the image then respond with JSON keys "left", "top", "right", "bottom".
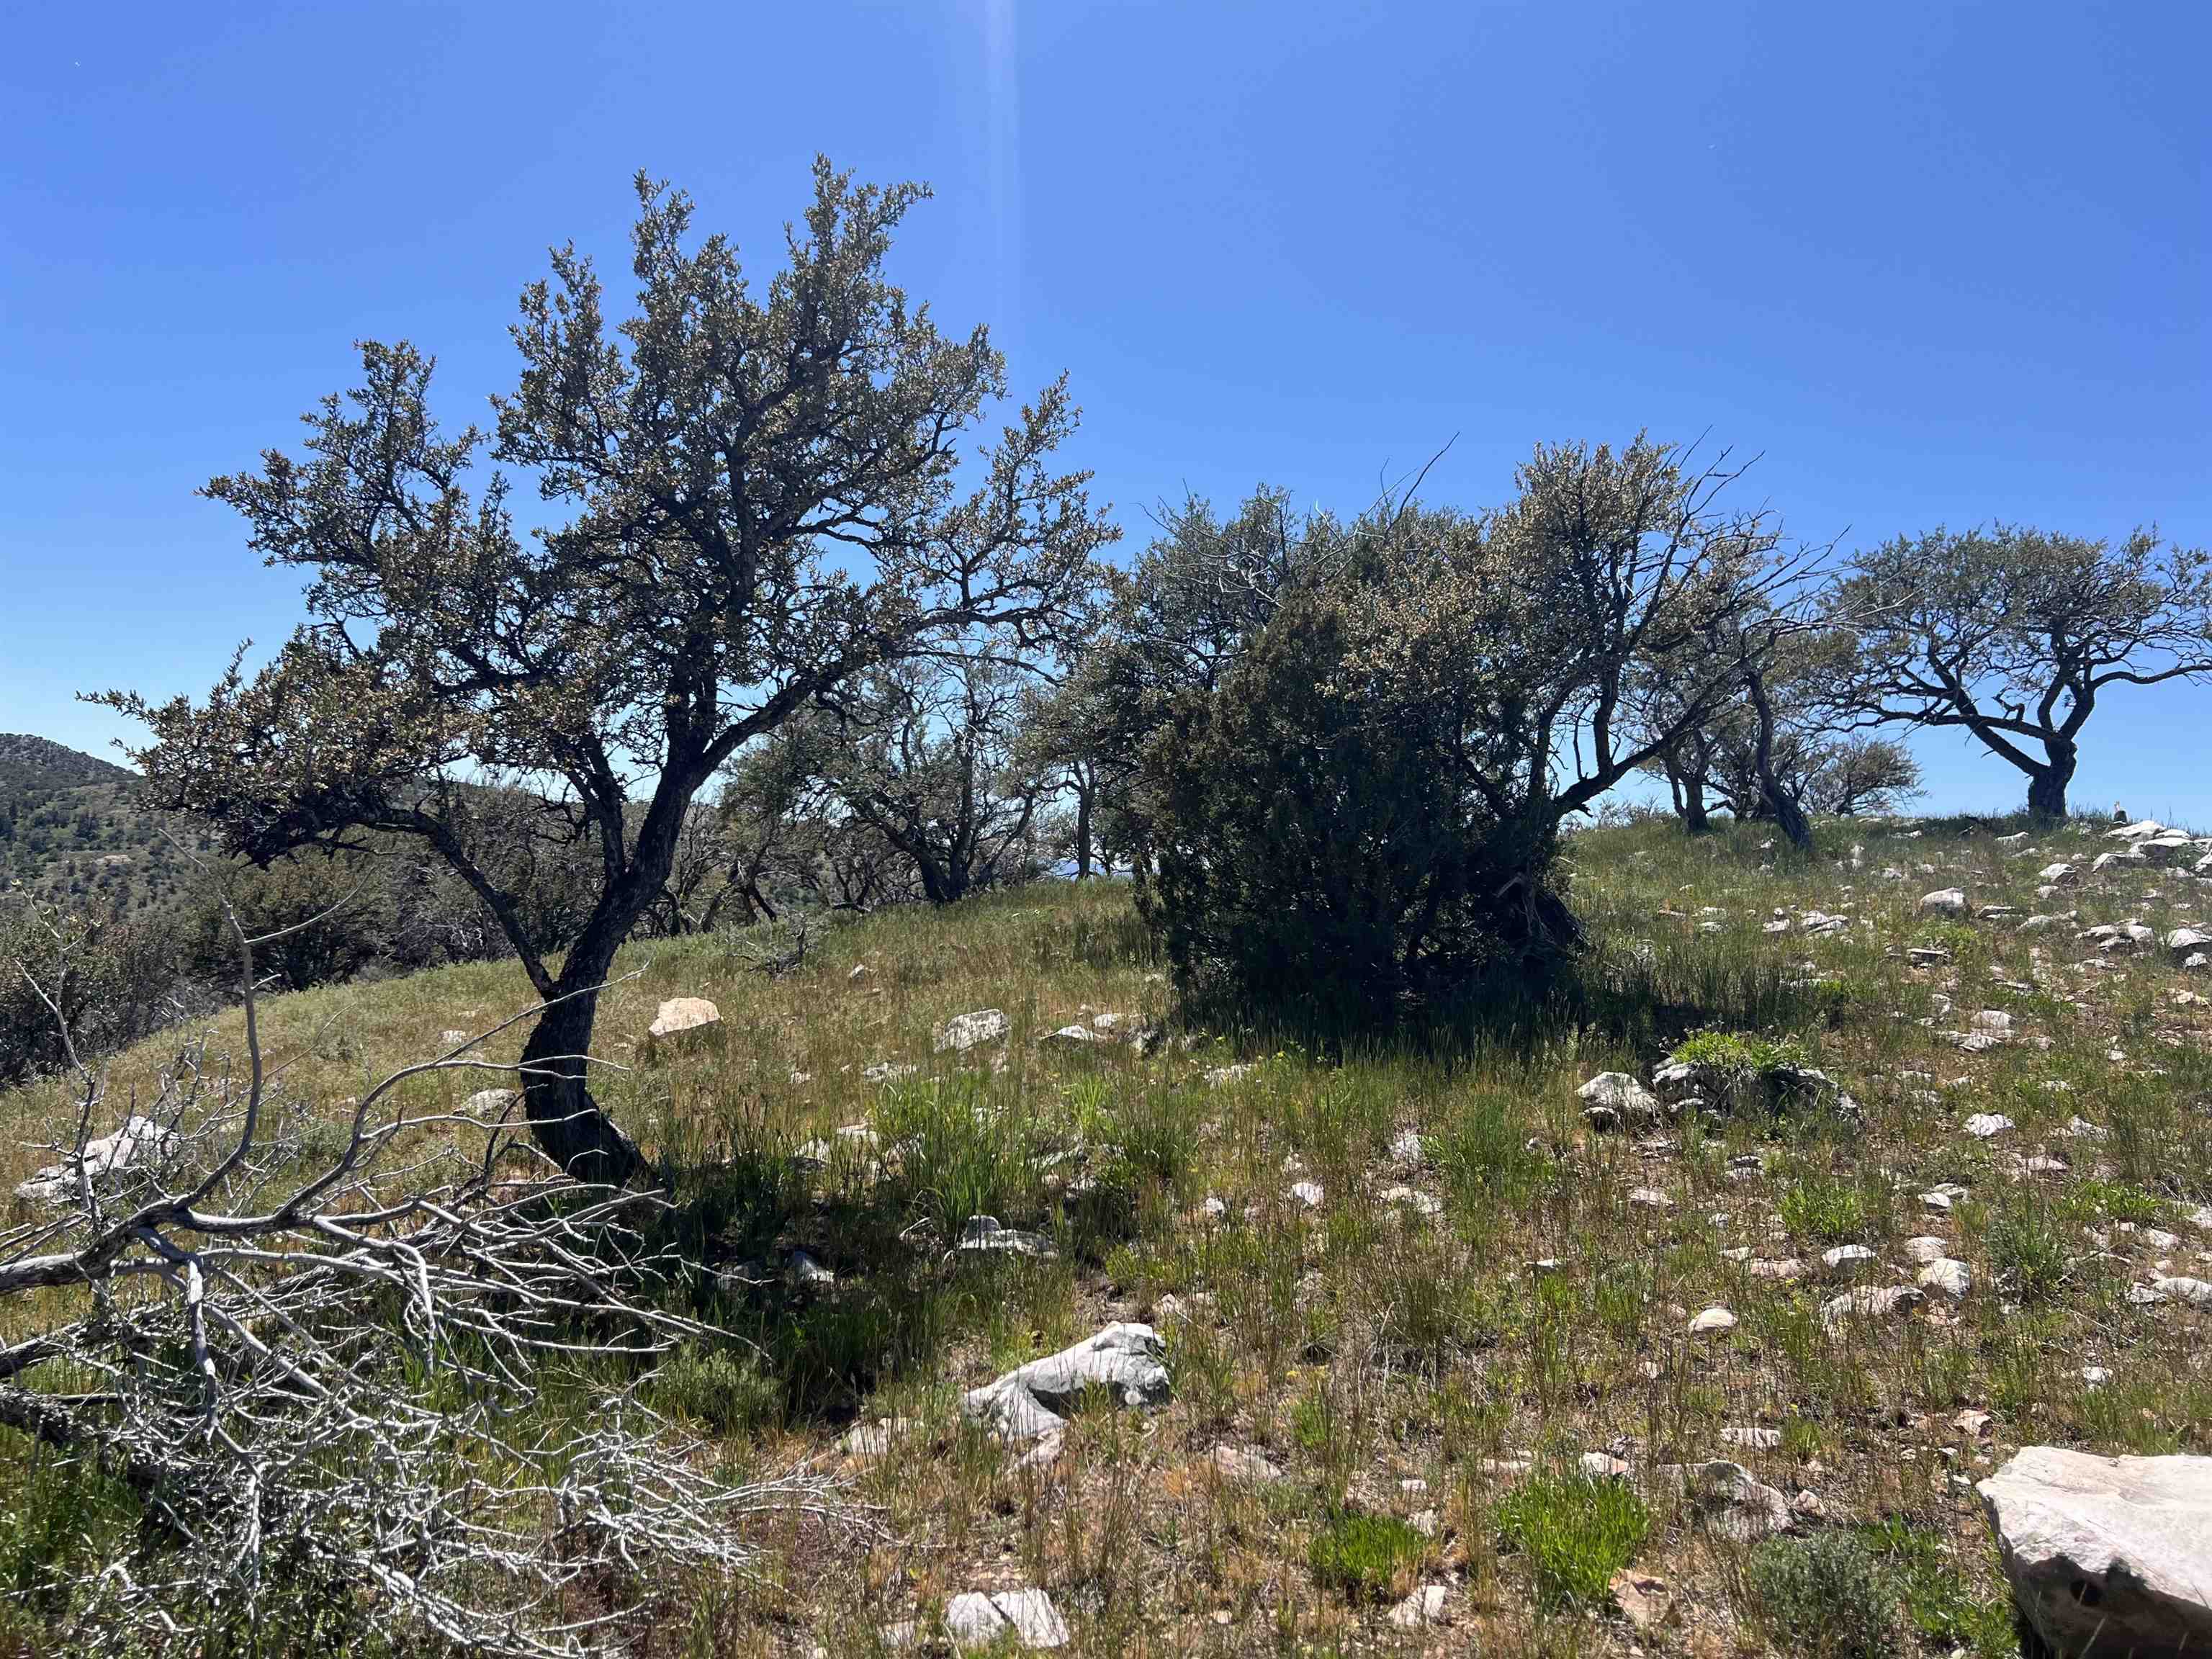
{"left": 101, "top": 160, "right": 1115, "bottom": 1179}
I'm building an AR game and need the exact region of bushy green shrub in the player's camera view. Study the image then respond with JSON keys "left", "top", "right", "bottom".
{"left": 1742, "top": 1533, "right": 1898, "bottom": 1659}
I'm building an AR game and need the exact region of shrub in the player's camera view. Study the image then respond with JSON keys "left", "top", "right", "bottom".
{"left": 649, "top": 1346, "right": 784, "bottom": 1437}
{"left": 1987, "top": 1195, "right": 2070, "bottom": 1303}
{"left": 1742, "top": 1533, "right": 1898, "bottom": 1659}
{"left": 1494, "top": 1473, "right": 1650, "bottom": 1609}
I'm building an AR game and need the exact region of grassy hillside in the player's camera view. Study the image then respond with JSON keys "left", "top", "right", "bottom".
{"left": 0, "top": 733, "right": 203, "bottom": 915}
{"left": 4, "top": 817, "right": 2210, "bottom": 1654}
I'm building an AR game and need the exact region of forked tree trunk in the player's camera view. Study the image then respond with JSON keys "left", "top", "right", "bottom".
{"left": 1744, "top": 664, "right": 1812, "bottom": 852}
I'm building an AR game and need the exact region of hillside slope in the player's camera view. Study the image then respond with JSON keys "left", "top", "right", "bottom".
{"left": 4, "top": 819, "right": 2210, "bottom": 1653}
{"left": 0, "top": 732, "right": 200, "bottom": 914}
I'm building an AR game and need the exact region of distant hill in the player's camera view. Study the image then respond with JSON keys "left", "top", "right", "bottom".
{"left": 0, "top": 734, "right": 204, "bottom": 916}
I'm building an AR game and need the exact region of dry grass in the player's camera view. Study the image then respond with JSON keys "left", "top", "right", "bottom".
{"left": 5, "top": 817, "right": 2211, "bottom": 1655}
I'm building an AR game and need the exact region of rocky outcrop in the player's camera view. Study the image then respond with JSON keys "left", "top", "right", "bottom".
{"left": 1979, "top": 1447, "right": 2212, "bottom": 1658}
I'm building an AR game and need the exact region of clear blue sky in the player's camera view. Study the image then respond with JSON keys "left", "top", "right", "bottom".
{"left": 4, "top": 2, "right": 2206, "bottom": 819}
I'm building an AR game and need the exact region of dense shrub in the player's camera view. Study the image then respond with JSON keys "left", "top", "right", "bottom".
{"left": 1742, "top": 1533, "right": 1899, "bottom": 1659}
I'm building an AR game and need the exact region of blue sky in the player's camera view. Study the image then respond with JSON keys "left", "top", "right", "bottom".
{"left": 3, "top": 1, "right": 2207, "bottom": 819}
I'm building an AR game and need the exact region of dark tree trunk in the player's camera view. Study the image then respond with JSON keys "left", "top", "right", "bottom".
{"left": 1678, "top": 770, "right": 1709, "bottom": 835}
{"left": 1744, "top": 663, "right": 1812, "bottom": 852}
{"left": 2026, "top": 745, "right": 2075, "bottom": 819}
{"left": 1074, "top": 781, "right": 1094, "bottom": 878}
{"left": 517, "top": 976, "right": 641, "bottom": 1185}
{"left": 511, "top": 780, "right": 701, "bottom": 1187}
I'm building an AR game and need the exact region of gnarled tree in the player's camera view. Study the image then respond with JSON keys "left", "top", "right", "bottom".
{"left": 97, "top": 161, "right": 1111, "bottom": 1184}
{"left": 1830, "top": 524, "right": 2212, "bottom": 819}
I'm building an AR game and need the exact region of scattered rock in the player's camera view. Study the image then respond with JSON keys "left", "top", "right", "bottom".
{"left": 1689, "top": 1306, "right": 1737, "bottom": 1336}
{"left": 935, "top": 1009, "right": 1010, "bottom": 1053}
{"left": 956, "top": 1215, "right": 1057, "bottom": 1258}
{"left": 1821, "top": 1285, "right": 1925, "bottom": 1331}
{"left": 961, "top": 1323, "right": 1169, "bottom": 1442}
{"left": 1921, "top": 888, "right": 1968, "bottom": 914}
{"left": 1288, "top": 1180, "right": 1325, "bottom": 1209}
{"left": 1610, "top": 1570, "right": 1672, "bottom": 1632}
{"left": 1979, "top": 1447, "right": 2212, "bottom": 1659}
{"left": 2152, "top": 1276, "right": 2212, "bottom": 1308}
{"left": 943, "top": 1588, "right": 1069, "bottom": 1650}
{"left": 1386, "top": 1586, "right": 1449, "bottom": 1629}
{"left": 1722, "top": 1425, "right": 1782, "bottom": 1451}
{"left": 1965, "top": 1112, "right": 2016, "bottom": 1139}
{"left": 647, "top": 997, "right": 721, "bottom": 1041}
{"left": 1040, "top": 1024, "right": 1102, "bottom": 1048}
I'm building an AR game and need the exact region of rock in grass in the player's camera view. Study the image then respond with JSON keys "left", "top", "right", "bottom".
{"left": 1979, "top": 1448, "right": 2212, "bottom": 1659}
{"left": 1579, "top": 1071, "right": 1661, "bottom": 1129}
{"left": 1921, "top": 888, "right": 1968, "bottom": 914}
{"left": 1689, "top": 1305, "right": 1737, "bottom": 1336}
{"left": 934, "top": 1008, "right": 1010, "bottom": 1052}
{"left": 647, "top": 996, "right": 720, "bottom": 1040}
{"left": 961, "top": 1323, "right": 1169, "bottom": 1442}
{"left": 1918, "top": 1258, "right": 1972, "bottom": 1300}
{"left": 1965, "top": 1112, "right": 2016, "bottom": 1139}
{"left": 1902, "top": 1235, "right": 1951, "bottom": 1264}
{"left": 1820, "top": 1285, "right": 1925, "bottom": 1331}
{"left": 956, "top": 1215, "right": 1056, "bottom": 1258}
{"left": 2166, "top": 927, "right": 2212, "bottom": 957}
{"left": 944, "top": 1588, "right": 1069, "bottom": 1650}
{"left": 2152, "top": 1276, "right": 2212, "bottom": 1308}
{"left": 1386, "top": 1585, "right": 1449, "bottom": 1629}
{"left": 14, "top": 1115, "right": 168, "bottom": 1205}
{"left": 1039, "top": 1023, "right": 1102, "bottom": 1048}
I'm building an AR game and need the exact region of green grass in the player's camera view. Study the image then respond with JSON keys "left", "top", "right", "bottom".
{"left": 1494, "top": 1473, "right": 1651, "bottom": 1609}
{"left": 6, "top": 814, "right": 2211, "bottom": 1652}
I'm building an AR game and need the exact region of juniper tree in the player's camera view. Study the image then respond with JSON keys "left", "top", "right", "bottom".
{"left": 99, "top": 161, "right": 1112, "bottom": 1183}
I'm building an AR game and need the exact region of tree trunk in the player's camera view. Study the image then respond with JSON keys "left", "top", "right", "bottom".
{"left": 1744, "top": 664, "right": 1812, "bottom": 852}
{"left": 517, "top": 976, "right": 641, "bottom": 1186}
{"left": 511, "top": 783, "right": 701, "bottom": 1187}
{"left": 1074, "top": 781, "right": 1094, "bottom": 878}
{"left": 2026, "top": 744, "right": 2075, "bottom": 819}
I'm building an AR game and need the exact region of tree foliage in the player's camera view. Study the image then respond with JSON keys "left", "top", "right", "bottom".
{"left": 97, "top": 161, "right": 1113, "bottom": 1181}
{"left": 1129, "top": 437, "right": 1789, "bottom": 1025}
{"left": 1830, "top": 524, "right": 2212, "bottom": 817}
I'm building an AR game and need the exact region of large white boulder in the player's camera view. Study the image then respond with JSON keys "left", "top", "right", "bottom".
{"left": 647, "top": 997, "right": 721, "bottom": 1040}
{"left": 961, "top": 1323, "right": 1169, "bottom": 1442}
{"left": 1979, "top": 1448, "right": 2212, "bottom": 1658}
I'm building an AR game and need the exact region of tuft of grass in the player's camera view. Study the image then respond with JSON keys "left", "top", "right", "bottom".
{"left": 1779, "top": 1172, "right": 1869, "bottom": 1243}
{"left": 1987, "top": 1194, "right": 2070, "bottom": 1303}
{"left": 1493, "top": 1472, "right": 1650, "bottom": 1609}
{"left": 1307, "top": 1508, "right": 1426, "bottom": 1602}
{"left": 651, "top": 1345, "right": 785, "bottom": 1437}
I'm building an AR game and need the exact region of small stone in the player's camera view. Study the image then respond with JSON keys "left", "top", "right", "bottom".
{"left": 935, "top": 1009, "right": 1011, "bottom": 1053}
{"left": 1821, "top": 1285, "right": 1925, "bottom": 1330}
{"left": 1610, "top": 1570, "right": 1671, "bottom": 1632}
{"left": 1722, "top": 1425, "right": 1781, "bottom": 1450}
{"left": 1902, "top": 1236, "right": 1951, "bottom": 1264}
{"left": 1288, "top": 1180, "right": 1325, "bottom": 1209}
{"left": 1627, "top": 1186, "right": 1673, "bottom": 1210}
{"left": 2152, "top": 1275, "right": 2212, "bottom": 1308}
{"left": 647, "top": 997, "right": 721, "bottom": 1040}
{"left": 1387, "top": 1586, "right": 1448, "bottom": 1629}
{"left": 1689, "top": 1305, "right": 1738, "bottom": 1336}
{"left": 1208, "top": 1444, "right": 1284, "bottom": 1483}
{"left": 1921, "top": 888, "right": 1968, "bottom": 914}
{"left": 1918, "top": 1259, "right": 1972, "bottom": 1300}
{"left": 1820, "top": 1244, "right": 1879, "bottom": 1278}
